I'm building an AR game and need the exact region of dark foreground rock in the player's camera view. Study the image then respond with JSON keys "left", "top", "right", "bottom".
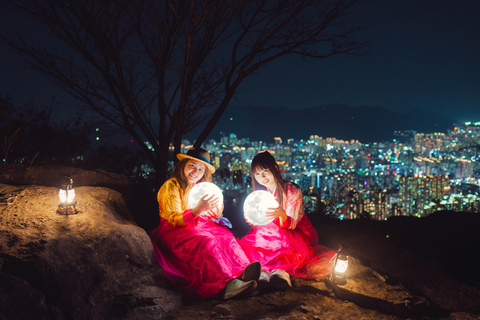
{"left": 1, "top": 166, "right": 480, "bottom": 319}
{"left": 0, "top": 182, "right": 181, "bottom": 320}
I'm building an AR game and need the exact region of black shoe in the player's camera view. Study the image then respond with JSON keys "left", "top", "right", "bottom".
{"left": 242, "top": 261, "right": 261, "bottom": 282}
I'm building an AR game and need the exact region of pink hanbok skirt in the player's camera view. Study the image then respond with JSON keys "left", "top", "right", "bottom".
{"left": 239, "top": 215, "right": 336, "bottom": 279}
{"left": 150, "top": 216, "right": 251, "bottom": 298}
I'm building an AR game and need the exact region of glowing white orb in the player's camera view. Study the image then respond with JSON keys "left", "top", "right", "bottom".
{"left": 188, "top": 182, "right": 224, "bottom": 215}
{"left": 243, "top": 190, "right": 279, "bottom": 225}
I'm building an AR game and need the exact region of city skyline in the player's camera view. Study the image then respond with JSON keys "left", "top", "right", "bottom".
{"left": 185, "top": 121, "right": 480, "bottom": 222}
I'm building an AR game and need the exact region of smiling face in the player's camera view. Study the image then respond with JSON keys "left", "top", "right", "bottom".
{"left": 184, "top": 159, "right": 206, "bottom": 185}
{"left": 254, "top": 167, "right": 277, "bottom": 193}
{"left": 250, "top": 151, "right": 285, "bottom": 205}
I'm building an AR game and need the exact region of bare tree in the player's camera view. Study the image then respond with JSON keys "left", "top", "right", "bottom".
{"left": 1, "top": 0, "right": 369, "bottom": 186}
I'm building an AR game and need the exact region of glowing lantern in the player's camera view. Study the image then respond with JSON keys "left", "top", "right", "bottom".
{"left": 243, "top": 190, "right": 278, "bottom": 225}
{"left": 57, "top": 176, "right": 77, "bottom": 215}
{"left": 188, "top": 182, "right": 223, "bottom": 215}
{"left": 331, "top": 245, "right": 349, "bottom": 285}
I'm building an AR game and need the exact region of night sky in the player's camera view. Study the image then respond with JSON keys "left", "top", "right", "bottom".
{"left": 1, "top": 0, "right": 479, "bottom": 123}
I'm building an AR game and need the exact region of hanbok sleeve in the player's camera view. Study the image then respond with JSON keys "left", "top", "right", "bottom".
{"left": 282, "top": 182, "right": 305, "bottom": 230}
{"left": 157, "top": 179, "right": 196, "bottom": 227}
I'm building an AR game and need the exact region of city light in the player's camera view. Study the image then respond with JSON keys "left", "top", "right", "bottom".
{"left": 133, "top": 122, "right": 480, "bottom": 220}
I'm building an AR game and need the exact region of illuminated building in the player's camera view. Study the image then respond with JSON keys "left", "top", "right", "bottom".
{"left": 189, "top": 124, "right": 480, "bottom": 219}
{"left": 455, "top": 159, "right": 473, "bottom": 180}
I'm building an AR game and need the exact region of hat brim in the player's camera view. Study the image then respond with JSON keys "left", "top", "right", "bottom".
{"left": 177, "top": 153, "right": 215, "bottom": 174}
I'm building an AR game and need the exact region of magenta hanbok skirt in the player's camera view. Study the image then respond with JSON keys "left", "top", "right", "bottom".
{"left": 150, "top": 216, "right": 251, "bottom": 298}
{"left": 239, "top": 215, "right": 336, "bottom": 279}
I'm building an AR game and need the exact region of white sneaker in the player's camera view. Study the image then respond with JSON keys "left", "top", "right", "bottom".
{"left": 257, "top": 271, "right": 271, "bottom": 290}
{"left": 224, "top": 279, "right": 257, "bottom": 299}
{"left": 259, "top": 271, "right": 271, "bottom": 282}
{"left": 269, "top": 269, "right": 292, "bottom": 290}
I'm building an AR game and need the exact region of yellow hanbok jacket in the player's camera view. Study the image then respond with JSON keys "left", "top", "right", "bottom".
{"left": 157, "top": 178, "right": 196, "bottom": 227}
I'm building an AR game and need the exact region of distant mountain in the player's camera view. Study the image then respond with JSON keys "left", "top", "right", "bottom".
{"left": 195, "top": 104, "right": 457, "bottom": 143}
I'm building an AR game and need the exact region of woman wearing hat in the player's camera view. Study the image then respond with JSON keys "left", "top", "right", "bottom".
{"left": 150, "top": 147, "right": 261, "bottom": 299}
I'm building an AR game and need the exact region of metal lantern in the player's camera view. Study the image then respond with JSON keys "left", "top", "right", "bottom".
{"left": 57, "top": 176, "right": 77, "bottom": 215}
{"left": 331, "top": 245, "right": 349, "bottom": 285}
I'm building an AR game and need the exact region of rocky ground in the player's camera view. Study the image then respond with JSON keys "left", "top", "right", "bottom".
{"left": 1, "top": 164, "right": 480, "bottom": 320}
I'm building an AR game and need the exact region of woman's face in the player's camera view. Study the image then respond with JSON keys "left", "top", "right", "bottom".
{"left": 184, "top": 159, "right": 206, "bottom": 185}
{"left": 254, "top": 167, "right": 276, "bottom": 192}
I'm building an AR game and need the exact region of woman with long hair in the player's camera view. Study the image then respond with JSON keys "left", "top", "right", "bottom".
{"left": 240, "top": 151, "right": 336, "bottom": 290}
{"left": 150, "top": 147, "right": 261, "bottom": 299}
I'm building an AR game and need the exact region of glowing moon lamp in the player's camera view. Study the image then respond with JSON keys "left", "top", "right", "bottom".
{"left": 188, "top": 182, "right": 224, "bottom": 215}
{"left": 243, "top": 190, "right": 279, "bottom": 225}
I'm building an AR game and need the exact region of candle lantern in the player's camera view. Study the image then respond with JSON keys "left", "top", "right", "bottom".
{"left": 331, "top": 245, "right": 349, "bottom": 285}
{"left": 57, "top": 176, "right": 77, "bottom": 215}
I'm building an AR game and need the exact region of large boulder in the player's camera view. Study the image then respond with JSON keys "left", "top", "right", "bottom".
{"left": 0, "top": 182, "right": 181, "bottom": 320}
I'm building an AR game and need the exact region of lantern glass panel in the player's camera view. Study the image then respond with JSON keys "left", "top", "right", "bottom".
{"left": 334, "top": 257, "right": 348, "bottom": 274}
{"left": 59, "top": 189, "right": 75, "bottom": 203}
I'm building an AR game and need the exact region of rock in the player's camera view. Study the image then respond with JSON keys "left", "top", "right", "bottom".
{"left": 311, "top": 214, "right": 480, "bottom": 316}
{"left": 0, "top": 270, "right": 51, "bottom": 320}
{"left": 0, "top": 182, "right": 182, "bottom": 320}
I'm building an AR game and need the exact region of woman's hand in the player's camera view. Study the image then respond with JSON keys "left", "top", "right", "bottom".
{"left": 202, "top": 203, "right": 223, "bottom": 220}
{"left": 265, "top": 206, "right": 288, "bottom": 224}
{"left": 192, "top": 194, "right": 221, "bottom": 218}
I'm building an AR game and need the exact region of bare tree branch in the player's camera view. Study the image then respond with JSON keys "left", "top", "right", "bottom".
{"left": 1, "top": 0, "right": 370, "bottom": 185}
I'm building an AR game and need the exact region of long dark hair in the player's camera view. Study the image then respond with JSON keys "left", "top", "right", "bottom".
{"left": 250, "top": 151, "right": 285, "bottom": 206}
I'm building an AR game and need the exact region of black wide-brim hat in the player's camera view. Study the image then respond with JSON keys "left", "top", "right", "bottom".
{"left": 176, "top": 147, "right": 215, "bottom": 174}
